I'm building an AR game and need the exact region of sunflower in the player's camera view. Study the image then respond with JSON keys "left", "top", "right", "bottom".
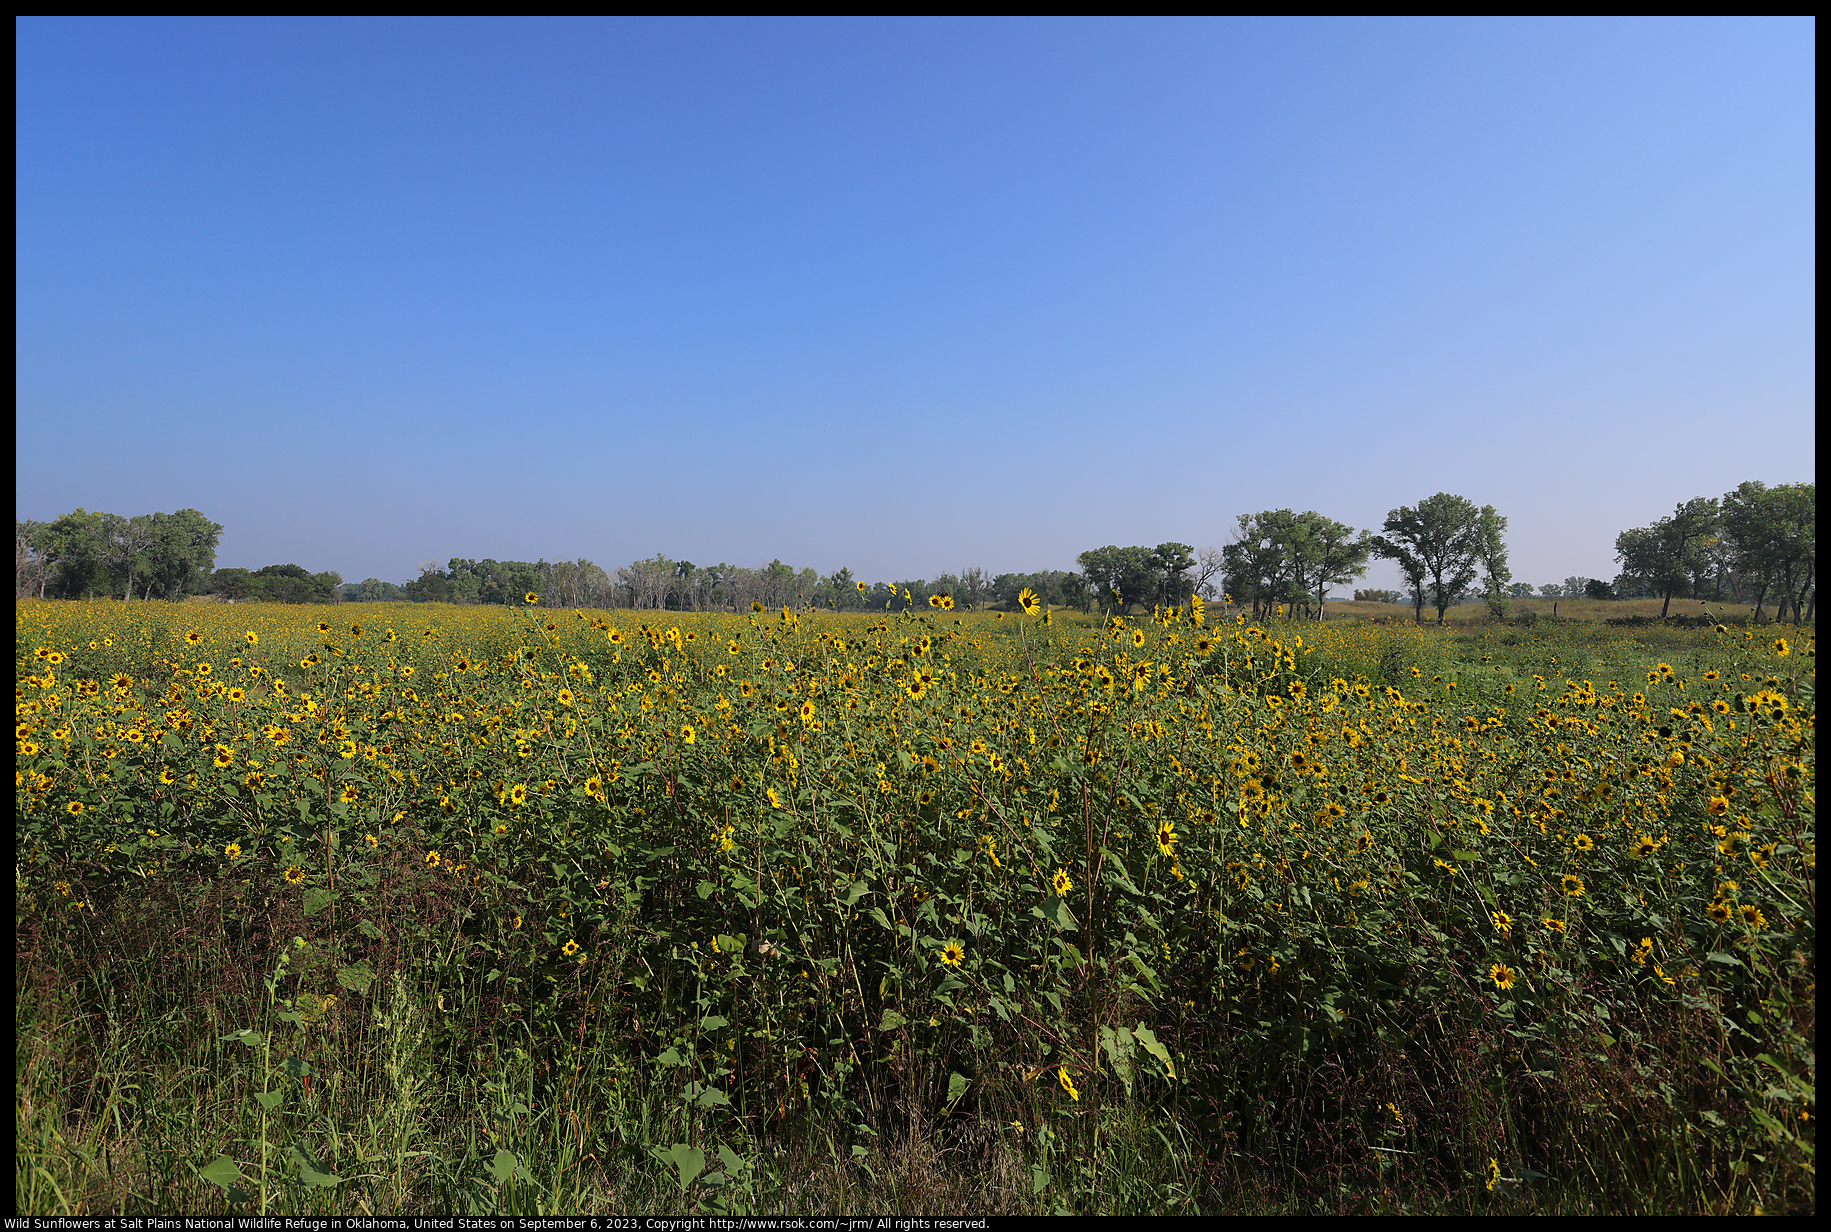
{"left": 1572, "top": 833, "right": 1593, "bottom": 852}
{"left": 525, "top": 592, "right": 540, "bottom": 604}
{"left": 224, "top": 843, "right": 242, "bottom": 859}
{"left": 1485, "top": 1158, "right": 1501, "bottom": 1192}
{"left": 1739, "top": 904, "right": 1767, "bottom": 930}
{"left": 1058, "top": 1067, "right": 1079, "bottom": 1101}
{"left": 1018, "top": 587, "right": 1041, "bottom": 615}
{"left": 1490, "top": 910, "right": 1513, "bottom": 938}
{"left": 426, "top": 851, "right": 441, "bottom": 867}
{"left": 284, "top": 866, "right": 305, "bottom": 884}
{"left": 244, "top": 631, "right": 259, "bottom": 645}
{"left": 1489, "top": 963, "right": 1516, "bottom": 990}
{"left": 766, "top": 787, "right": 782, "bottom": 809}
{"left": 562, "top": 939, "right": 580, "bottom": 956}
{"left": 1541, "top": 917, "right": 1566, "bottom": 934}
{"left": 681, "top": 725, "right": 696, "bottom": 745}
{"left": 1131, "top": 628, "right": 1146, "bottom": 648}
{"left": 1156, "top": 820, "right": 1178, "bottom": 856}
{"left": 1560, "top": 874, "right": 1585, "bottom": 898}
{"left": 1052, "top": 868, "right": 1073, "bottom": 896}
{"left": 938, "top": 940, "right": 965, "bottom": 967}
{"left": 1632, "top": 834, "right": 1659, "bottom": 858}
{"left": 67, "top": 801, "right": 85, "bottom": 815}
{"left": 339, "top": 784, "right": 360, "bottom": 804}
{"left": 509, "top": 783, "right": 528, "bottom": 806}
{"left": 213, "top": 745, "right": 234, "bottom": 767}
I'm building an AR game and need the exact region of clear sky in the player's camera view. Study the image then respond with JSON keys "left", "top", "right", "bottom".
{"left": 16, "top": 17, "right": 1816, "bottom": 592}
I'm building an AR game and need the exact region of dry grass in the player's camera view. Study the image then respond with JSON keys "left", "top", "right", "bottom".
{"left": 1313, "top": 596, "right": 1786, "bottom": 625}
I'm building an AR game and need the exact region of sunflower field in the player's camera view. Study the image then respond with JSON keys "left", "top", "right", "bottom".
{"left": 14, "top": 597, "right": 1815, "bottom": 1213}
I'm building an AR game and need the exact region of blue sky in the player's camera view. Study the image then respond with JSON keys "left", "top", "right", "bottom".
{"left": 16, "top": 17, "right": 1815, "bottom": 592}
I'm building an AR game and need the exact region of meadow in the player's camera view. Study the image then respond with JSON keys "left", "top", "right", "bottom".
{"left": 15, "top": 598, "right": 1815, "bottom": 1214}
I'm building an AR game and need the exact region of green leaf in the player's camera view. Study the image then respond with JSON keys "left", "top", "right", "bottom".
{"left": 1450, "top": 850, "right": 1481, "bottom": 863}
{"left": 336, "top": 961, "right": 375, "bottom": 992}
{"left": 945, "top": 1072, "right": 970, "bottom": 1109}
{"left": 355, "top": 919, "right": 383, "bottom": 940}
{"left": 696, "top": 880, "right": 717, "bottom": 900}
{"left": 288, "top": 1143, "right": 340, "bottom": 1188}
{"left": 195, "top": 1155, "right": 242, "bottom": 1191}
{"left": 700, "top": 1015, "right": 729, "bottom": 1031}
{"left": 220, "top": 1028, "right": 262, "bottom": 1048}
{"left": 253, "top": 1090, "right": 284, "bottom": 1111}
{"left": 695, "top": 1087, "right": 731, "bottom": 1108}
{"left": 842, "top": 880, "right": 869, "bottom": 907}
{"left": 879, "top": 1010, "right": 908, "bottom": 1031}
{"left": 487, "top": 1149, "right": 531, "bottom": 1184}
{"left": 282, "top": 1056, "right": 317, "bottom": 1079}
{"left": 657, "top": 1047, "right": 686, "bottom": 1067}
{"left": 1042, "top": 895, "right": 1079, "bottom": 932}
{"left": 302, "top": 887, "right": 335, "bottom": 917}
{"left": 652, "top": 1144, "right": 706, "bottom": 1192}
{"left": 1133, "top": 1024, "right": 1175, "bottom": 1078}
{"left": 1100, "top": 1024, "right": 1136, "bottom": 1094}
{"left": 1704, "top": 951, "right": 1745, "bottom": 968}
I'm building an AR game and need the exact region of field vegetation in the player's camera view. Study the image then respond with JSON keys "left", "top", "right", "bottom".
{"left": 15, "top": 597, "right": 1815, "bottom": 1214}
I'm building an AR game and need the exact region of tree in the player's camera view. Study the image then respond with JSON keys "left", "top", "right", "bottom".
{"left": 1614, "top": 497, "right": 1719, "bottom": 618}
{"left": 1147, "top": 543, "right": 1197, "bottom": 609}
{"left": 1076, "top": 546, "right": 1158, "bottom": 614}
{"left": 1221, "top": 513, "right": 1294, "bottom": 620}
{"left": 1371, "top": 493, "right": 1492, "bottom": 624}
{"left": 1472, "top": 505, "right": 1511, "bottom": 615}
{"left": 1302, "top": 517, "right": 1372, "bottom": 620}
{"left": 1721, "top": 481, "right": 1815, "bottom": 624}
{"left": 1193, "top": 546, "right": 1226, "bottom": 601}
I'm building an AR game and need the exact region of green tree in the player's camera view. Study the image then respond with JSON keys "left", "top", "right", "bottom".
{"left": 1371, "top": 493, "right": 1491, "bottom": 624}
{"left": 1075, "top": 546, "right": 1158, "bottom": 614}
{"left": 1614, "top": 497, "right": 1719, "bottom": 618}
{"left": 1721, "top": 481, "right": 1815, "bottom": 624}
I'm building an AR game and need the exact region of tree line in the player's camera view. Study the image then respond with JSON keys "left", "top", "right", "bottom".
{"left": 1612, "top": 481, "right": 1815, "bottom": 623}
{"left": 18, "top": 481, "right": 1813, "bottom": 623}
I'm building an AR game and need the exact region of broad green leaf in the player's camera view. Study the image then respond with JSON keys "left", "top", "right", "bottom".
{"left": 700, "top": 1015, "right": 729, "bottom": 1031}
{"left": 196, "top": 1155, "right": 242, "bottom": 1190}
{"left": 253, "top": 1090, "right": 284, "bottom": 1111}
{"left": 1133, "top": 1024, "right": 1175, "bottom": 1078}
{"left": 945, "top": 1072, "right": 970, "bottom": 1108}
{"left": 879, "top": 1010, "right": 908, "bottom": 1031}
{"left": 695, "top": 1086, "right": 731, "bottom": 1108}
{"left": 842, "top": 880, "right": 869, "bottom": 906}
{"left": 652, "top": 1144, "right": 706, "bottom": 1192}
{"left": 336, "top": 962, "right": 374, "bottom": 992}
{"left": 289, "top": 1143, "right": 340, "bottom": 1188}
{"left": 487, "top": 1149, "right": 530, "bottom": 1184}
